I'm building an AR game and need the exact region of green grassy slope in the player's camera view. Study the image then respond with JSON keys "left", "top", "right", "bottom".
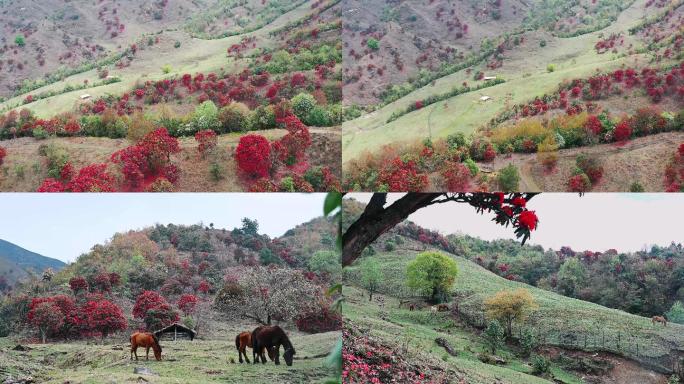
{"left": 345, "top": 246, "right": 684, "bottom": 373}
{"left": 341, "top": 0, "right": 661, "bottom": 162}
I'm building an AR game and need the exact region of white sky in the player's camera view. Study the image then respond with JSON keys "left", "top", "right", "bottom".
{"left": 348, "top": 193, "right": 682, "bottom": 253}
{"left": 0, "top": 193, "right": 327, "bottom": 263}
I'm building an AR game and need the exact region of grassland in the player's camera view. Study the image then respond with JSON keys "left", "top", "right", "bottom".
{"left": 0, "top": 323, "right": 339, "bottom": 384}
{"left": 341, "top": 0, "right": 660, "bottom": 163}
{"left": 344, "top": 245, "right": 684, "bottom": 373}
{"left": 0, "top": 0, "right": 318, "bottom": 118}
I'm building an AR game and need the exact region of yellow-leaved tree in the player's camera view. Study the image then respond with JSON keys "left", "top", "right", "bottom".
{"left": 484, "top": 288, "right": 538, "bottom": 337}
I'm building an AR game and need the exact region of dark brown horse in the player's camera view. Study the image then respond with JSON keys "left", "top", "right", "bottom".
{"left": 130, "top": 332, "right": 162, "bottom": 361}
{"left": 235, "top": 331, "right": 275, "bottom": 363}
{"left": 251, "top": 325, "right": 296, "bottom": 366}
{"left": 437, "top": 304, "right": 449, "bottom": 312}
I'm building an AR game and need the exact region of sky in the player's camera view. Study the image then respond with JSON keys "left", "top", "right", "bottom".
{"left": 349, "top": 193, "right": 683, "bottom": 253}
{"left": 0, "top": 193, "right": 327, "bottom": 263}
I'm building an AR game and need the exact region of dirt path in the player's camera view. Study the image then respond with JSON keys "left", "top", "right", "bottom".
{"left": 539, "top": 346, "right": 668, "bottom": 384}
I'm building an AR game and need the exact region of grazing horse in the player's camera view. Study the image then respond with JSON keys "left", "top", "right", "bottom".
{"left": 235, "top": 331, "right": 275, "bottom": 364}
{"left": 408, "top": 304, "right": 416, "bottom": 311}
{"left": 130, "top": 332, "right": 162, "bottom": 361}
{"left": 652, "top": 316, "right": 668, "bottom": 326}
{"left": 430, "top": 306, "right": 438, "bottom": 315}
{"left": 251, "top": 325, "right": 296, "bottom": 366}
{"left": 437, "top": 304, "right": 449, "bottom": 312}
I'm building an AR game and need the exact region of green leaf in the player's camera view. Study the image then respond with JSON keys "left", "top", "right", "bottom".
{"left": 324, "top": 192, "right": 343, "bottom": 217}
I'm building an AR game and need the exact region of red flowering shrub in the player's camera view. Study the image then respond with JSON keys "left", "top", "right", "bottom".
{"left": 28, "top": 302, "right": 64, "bottom": 343}
{"left": 69, "top": 277, "right": 89, "bottom": 294}
{"left": 414, "top": 100, "right": 423, "bottom": 109}
{"left": 64, "top": 120, "right": 80, "bottom": 135}
{"left": 194, "top": 129, "right": 217, "bottom": 156}
{"left": 470, "top": 138, "right": 496, "bottom": 162}
{"left": 440, "top": 162, "right": 471, "bottom": 191}
{"left": 133, "top": 290, "right": 178, "bottom": 330}
{"left": 295, "top": 306, "right": 342, "bottom": 333}
{"left": 613, "top": 118, "right": 632, "bottom": 142}
{"left": 584, "top": 115, "right": 603, "bottom": 135}
{"left": 82, "top": 298, "right": 127, "bottom": 338}
{"left": 568, "top": 173, "right": 591, "bottom": 192}
{"left": 111, "top": 146, "right": 148, "bottom": 186}
{"left": 378, "top": 157, "right": 429, "bottom": 191}
{"left": 67, "top": 163, "right": 116, "bottom": 192}
{"left": 273, "top": 114, "right": 311, "bottom": 165}
{"left": 576, "top": 154, "right": 603, "bottom": 184}
{"left": 236, "top": 134, "right": 271, "bottom": 178}
{"left": 177, "top": 294, "right": 198, "bottom": 316}
{"left": 37, "top": 178, "right": 66, "bottom": 192}
{"left": 111, "top": 128, "right": 180, "bottom": 188}
{"left": 93, "top": 273, "right": 113, "bottom": 293}
{"left": 198, "top": 280, "right": 211, "bottom": 294}
{"left": 0, "top": 146, "right": 6, "bottom": 165}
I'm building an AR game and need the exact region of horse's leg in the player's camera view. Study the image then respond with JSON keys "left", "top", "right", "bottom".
{"left": 260, "top": 347, "right": 267, "bottom": 364}
{"left": 238, "top": 345, "right": 243, "bottom": 363}
{"left": 133, "top": 346, "right": 139, "bottom": 361}
{"left": 273, "top": 346, "right": 280, "bottom": 365}
{"left": 244, "top": 348, "right": 250, "bottom": 364}
{"left": 146, "top": 346, "right": 150, "bottom": 360}
{"left": 252, "top": 346, "right": 258, "bottom": 365}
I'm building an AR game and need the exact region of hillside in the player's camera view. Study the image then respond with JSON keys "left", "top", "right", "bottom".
{"left": 342, "top": 0, "right": 684, "bottom": 192}
{"left": 0, "top": 0, "right": 342, "bottom": 192}
{"left": 0, "top": 217, "right": 340, "bottom": 383}
{"left": 0, "top": 238, "right": 64, "bottom": 288}
{"left": 342, "top": 200, "right": 683, "bottom": 382}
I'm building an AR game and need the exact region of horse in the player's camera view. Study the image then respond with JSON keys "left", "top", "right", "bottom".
{"left": 235, "top": 331, "right": 275, "bottom": 364}
{"left": 430, "top": 306, "right": 438, "bottom": 315}
{"left": 130, "top": 332, "right": 162, "bottom": 361}
{"left": 251, "top": 325, "right": 296, "bottom": 366}
{"left": 408, "top": 303, "right": 416, "bottom": 311}
{"left": 652, "top": 315, "right": 668, "bottom": 327}
{"left": 437, "top": 304, "right": 449, "bottom": 312}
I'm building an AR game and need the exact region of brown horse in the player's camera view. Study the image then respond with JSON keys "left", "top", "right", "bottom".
{"left": 652, "top": 316, "right": 668, "bottom": 326}
{"left": 130, "top": 332, "right": 162, "bottom": 361}
{"left": 437, "top": 304, "right": 449, "bottom": 312}
{"left": 408, "top": 304, "right": 416, "bottom": 311}
{"left": 251, "top": 325, "right": 296, "bottom": 366}
{"left": 235, "top": 331, "right": 275, "bottom": 364}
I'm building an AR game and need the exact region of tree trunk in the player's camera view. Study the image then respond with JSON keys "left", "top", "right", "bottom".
{"left": 342, "top": 193, "right": 442, "bottom": 266}
{"left": 368, "top": 290, "right": 373, "bottom": 302}
{"left": 267, "top": 314, "right": 271, "bottom": 325}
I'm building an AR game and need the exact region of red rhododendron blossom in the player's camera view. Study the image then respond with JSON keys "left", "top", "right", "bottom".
{"left": 67, "top": 163, "right": 116, "bottom": 192}
{"left": 517, "top": 210, "right": 538, "bottom": 231}
{"left": 236, "top": 134, "right": 271, "bottom": 178}
{"left": 0, "top": 146, "right": 6, "bottom": 165}
{"left": 195, "top": 129, "right": 218, "bottom": 156}
{"left": 37, "top": 178, "right": 66, "bottom": 192}
{"left": 511, "top": 197, "right": 526, "bottom": 207}
{"left": 82, "top": 299, "right": 127, "bottom": 338}
{"left": 177, "top": 294, "right": 198, "bottom": 316}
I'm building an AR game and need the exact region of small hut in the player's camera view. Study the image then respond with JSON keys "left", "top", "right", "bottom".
{"left": 479, "top": 95, "right": 492, "bottom": 102}
{"left": 80, "top": 94, "right": 91, "bottom": 100}
{"left": 154, "top": 323, "right": 196, "bottom": 341}
{"left": 483, "top": 76, "right": 497, "bottom": 81}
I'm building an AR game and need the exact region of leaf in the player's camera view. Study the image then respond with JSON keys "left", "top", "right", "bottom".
{"left": 324, "top": 192, "right": 343, "bottom": 217}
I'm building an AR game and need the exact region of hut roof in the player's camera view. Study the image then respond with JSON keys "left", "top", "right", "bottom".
{"left": 154, "top": 323, "right": 197, "bottom": 340}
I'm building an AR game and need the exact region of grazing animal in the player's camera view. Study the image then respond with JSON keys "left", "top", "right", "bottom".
{"left": 235, "top": 331, "right": 275, "bottom": 364}
{"left": 251, "top": 325, "right": 296, "bottom": 366}
{"left": 130, "top": 332, "right": 162, "bottom": 361}
{"left": 408, "top": 304, "right": 416, "bottom": 311}
{"left": 430, "top": 306, "right": 438, "bottom": 315}
{"left": 437, "top": 304, "right": 449, "bottom": 312}
{"left": 652, "top": 316, "right": 667, "bottom": 327}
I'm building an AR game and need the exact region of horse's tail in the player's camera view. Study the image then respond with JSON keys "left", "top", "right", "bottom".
{"left": 235, "top": 334, "right": 240, "bottom": 350}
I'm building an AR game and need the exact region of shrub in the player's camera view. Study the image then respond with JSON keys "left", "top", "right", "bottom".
{"left": 82, "top": 299, "right": 127, "bottom": 338}
{"left": 66, "top": 163, "right": 116, "bottom": 192}
{"left": 272, "top": 114, "right": 311, "bottom": 165}
{"left": 446, "top": 132, "right": 467, "bottom": 149}
{"left": 377, "top": 157, "right": 429, "bottom": 191}
{"left": 33, "top": 127, "right": 49, "bottom": 140}
{"left": 189, "top": 101, "right": 220, "bottom": 134}
{"left": 483, "top": 320, "right": 505, "bottom": 354}
{"left": 464, "top": 158, "right": 479, "bottom": 176}
{"left": 127, "top": 112, "right": 155, "bottom": 142}
{"left": 0, "top": 146, "right": 6, "bottom": 165}
{"left": 568, "top": 173, "right": 591, "bottom": 192}
{"left": 295, "top": 306, "right": 342, "bottom": 333}
{"left": 291, "top": 92, "right": 316, "bottom": 122}
{"left": 470, "top": 138, "right": 496, "bottom": 162}
{"left": 146, "top": 177, "right": 174, "bottom": 192}
{"left": 520, "top": 328, "right": 536, "bottom": 357}
{"left": 630, "top": 181, "right": 645, "bottom": 192}
{"left": 531, "top": 355, "right": 551, "bottom": 375}
{"left": 161, "top": 64, "right": 172, "bottom": 74}
{"left": 497, "top": 164, "right": 520, "bottom": 192}
{"left": 69, "top": 277, "right": 89, "bottom": 293}
{"left": 195, "top": 129, "right": 218, "bottom": 156}
{"left": 235, "top": 134, "right": 271, "bottom": 178}
{"left": 367, "top": 38, "right": 379, "bottom": 50}
{"left": 614, "top": 118, "right": 632, "bottom": 142}
{"left": 248, "top": 105, "right": 276, "bottom": 131}
{"left": 15, "top": 35, "right": 25, "bottom": 47}
{"left": 441, "top": 162, "right": 471, "bottom": 191}
{"left": 306, "top": 106, "right": 331, "bottom": 126}
{"left": 576, "top": 154, "right": 603, "bottom": 184}
{"left": 218, "top": 103, "right": 250, "bottom": 133}
{"left": 547, "top": 64, "right": 555, "bottom": 73}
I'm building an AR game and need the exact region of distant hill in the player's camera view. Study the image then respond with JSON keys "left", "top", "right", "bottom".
{"left": 0, "top": 239, "right": 65, "bottom": 287}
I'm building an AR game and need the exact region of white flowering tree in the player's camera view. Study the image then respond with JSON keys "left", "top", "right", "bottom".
{"left": 214, "top": 266, "right": 320, "bottom": 325}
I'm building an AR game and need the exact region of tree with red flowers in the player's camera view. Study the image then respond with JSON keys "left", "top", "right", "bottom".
{"left": 614, "top": 118, "right": 633, "bottom": 142}
{"left": 235, "top": 134, "right": 271, "bottom": 178}
{"left": 133, "top": 290, "right": 178, "bottom": 330}
{"left": 272, "top": 114, "right": 311, "bottom": 165}
{"left": 0, "top": 146, "right": 7, "bottom": 166}
{"left": 342, "top": 193, "right": 538, "bottom": 266}
{"left": 177, "top": 294, "right": 198, "bottom": 316}
{"left": 82, "top": 298, "right": 127, "bottom": 338}
{"left": 69, "top": 276, "right": 89, "bottom": 294}
{"left": 28, "top": 302, "right": 64, "bottom": 343}
{"left": 440, "top": 162, "right": 471, "bottom": 191}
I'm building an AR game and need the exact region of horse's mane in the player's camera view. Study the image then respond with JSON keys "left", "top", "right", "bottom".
{"left": 277, "top": 326, "right": 294, "bottom": 351}
{"left": 152, "top": 334, "right": 161, "bottom": 350}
